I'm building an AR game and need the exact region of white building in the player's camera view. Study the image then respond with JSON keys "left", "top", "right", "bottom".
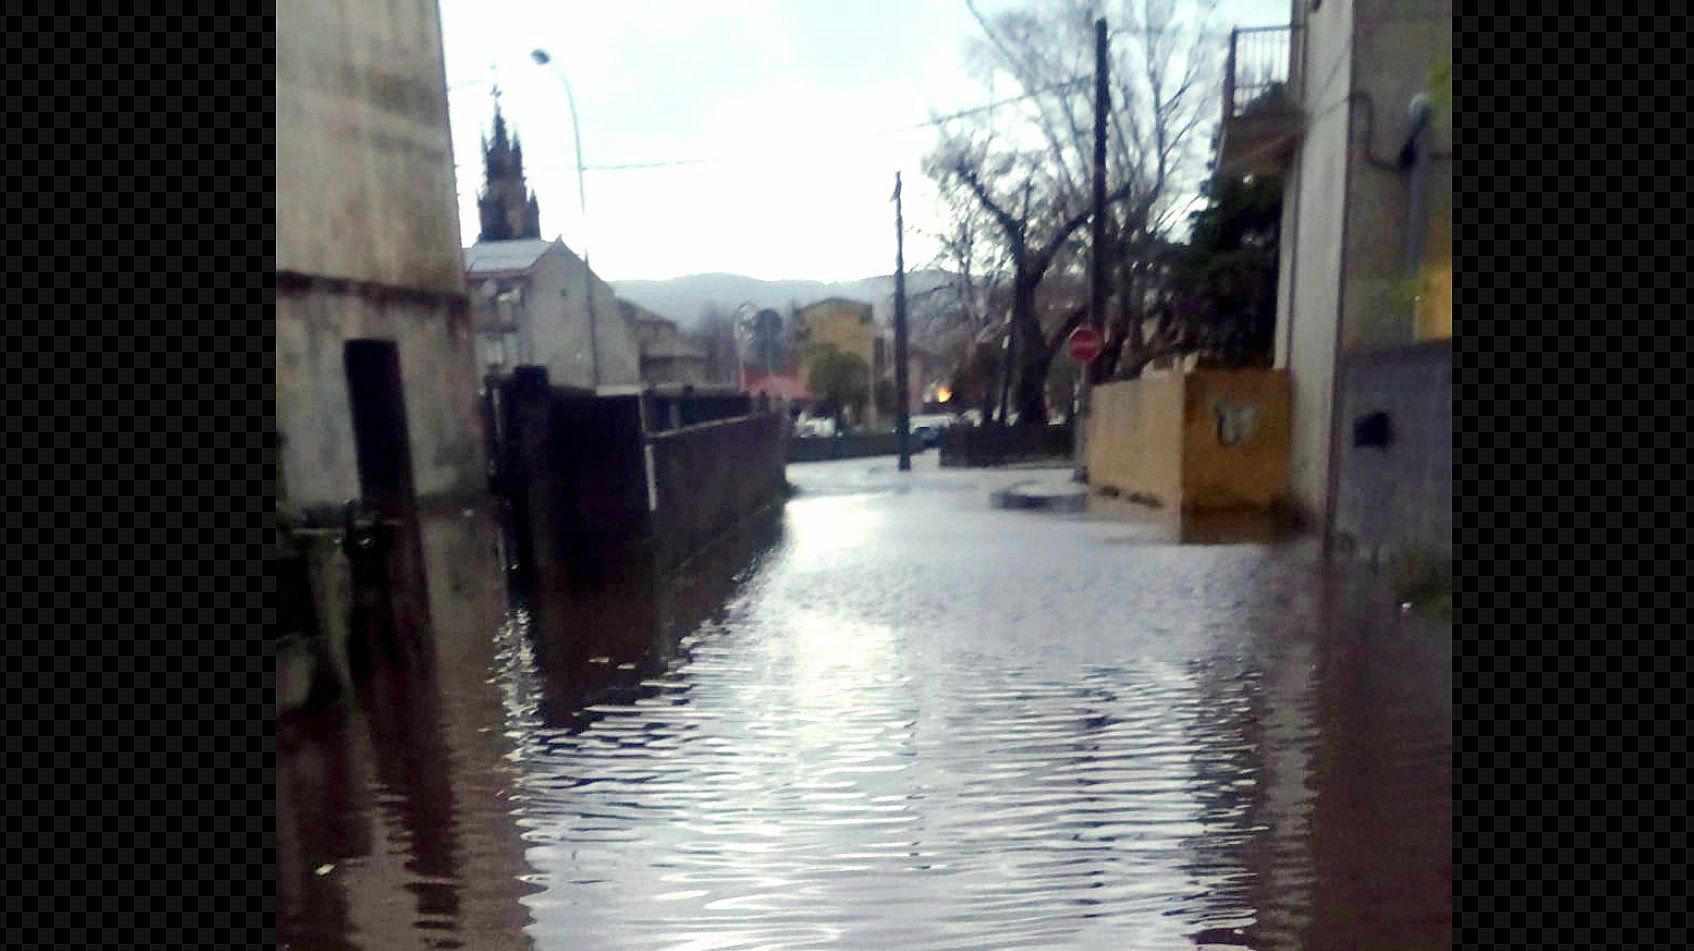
{"left": 464, "top": 237, "right": 642, "bottom": 391}
{"left": 1218, "top": 0, "right": 1452, "bottom": 533}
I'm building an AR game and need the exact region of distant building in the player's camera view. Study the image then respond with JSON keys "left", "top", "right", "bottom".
{"left": 1216, "top": 0, "right": 1450, "bottom": 553}
{"left": 464, "top": 238, "right": 641, "bottom": 389}
{"left": 463, "top": 104, "right": 641, "bottom": 390}
{"left": 793, "top": 298, "right": 877, "bottom": 420}
{"left": 619, "top": 299, "right": 708, "bottom": 387}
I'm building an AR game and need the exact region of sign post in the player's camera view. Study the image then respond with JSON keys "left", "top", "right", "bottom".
{"left": 1069, "top": 325, "right": 1104, "bottom": 481}
{"left": 1067, "top": 326, "right": 1104, "bottom": 365}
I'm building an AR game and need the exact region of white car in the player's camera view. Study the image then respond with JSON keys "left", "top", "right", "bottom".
{"left": 795, "top": 415, "right": 838, "bottom": 438}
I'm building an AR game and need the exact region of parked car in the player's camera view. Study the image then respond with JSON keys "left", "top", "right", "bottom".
{"left": 908, "top": 412, "right": 958, "bottom": 448}
{"left": 794, "top": 414, "right": 838, "bottom": 438}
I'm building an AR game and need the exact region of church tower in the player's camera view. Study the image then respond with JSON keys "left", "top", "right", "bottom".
{"left": 477, "top": 100, "right": 542, "bottom": 241}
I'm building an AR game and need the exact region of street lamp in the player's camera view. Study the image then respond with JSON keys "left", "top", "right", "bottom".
{"left": 530, "top": 48, "right": 601, "bottom": 387}
{"left": 529, "top": 49, "right": 587, "bottom": 222}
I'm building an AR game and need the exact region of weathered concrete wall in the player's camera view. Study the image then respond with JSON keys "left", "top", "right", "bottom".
{"left": 276, "top": 0, "right": 464, "bottom": 294}
{"left": 1087, "top": 372, "right": 1186, "bottom": 509}
{"left": 1181, "top": 369, "right": 1293, "bottom": 511}
{"left": 277, "top": 292, "right": 484, "bottom": 515}
{"left": 650, "top": 414, "right": 787, "bottom": 572}
{"left": 1340, "top": 2, "right": 1452, "bottom": 352}
{"left": 1278, "top": 0, "right": 1354, "bottom": 526}
{"left": 1331, "top": 340, "right": 1449, "bottom": 559}
{"left": 276, "top": 0, "right": 484, "bottom": 515}
{"left": 1274, "top": 0, "right": 1451, "bottom": 528}
{"left": 531, "top": 245, "right": 641, "bottom": 390}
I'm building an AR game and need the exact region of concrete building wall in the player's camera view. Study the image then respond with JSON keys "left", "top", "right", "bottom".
{"left": 1278, "top": 0, "right": 1354, "bottom": 526}
{"left": 537, "top": 247, "right": 641, "bottom": 390}
{"left": 1331, "top": 340, "right": 1450, "bottom": 559}
{"left": 468, "top": 242, "right": 641, "bottom": 391}
{"left": 277, "top": 294, "right": 485, "bottom": 514}
{"left": 1339, "top": 1, "right": 1452, "bottom": 353}
{"left": 276, "top": 0, "right": 464, "bottom": 295}
{"left": 276, "top": 0, "right": 484, "bottom": 515}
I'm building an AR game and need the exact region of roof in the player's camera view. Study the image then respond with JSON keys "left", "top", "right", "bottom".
{"left": 640, "top": 339, "right": 706, "bottom": 360}
{"left": 617, "top": 298, "right": 674, "bottom": 326}
{"left": 464, "top": 239, "right": 559, "bottom": 275}
{"left": 796, "top": 296, "right": 873, "bottom": 315}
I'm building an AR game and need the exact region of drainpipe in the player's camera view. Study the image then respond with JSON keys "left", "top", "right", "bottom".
{"left": 1403, "top": 95, "right": 1433, "bottom": 275}
{"left": 1320, "top": 25, "right": 1360, "bottom": 558}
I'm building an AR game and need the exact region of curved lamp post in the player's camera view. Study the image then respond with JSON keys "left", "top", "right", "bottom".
{"left": 530, "top": 48, "right": 600, "bottom": 386}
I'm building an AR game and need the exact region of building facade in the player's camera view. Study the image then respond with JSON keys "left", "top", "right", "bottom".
{"left": 465, "top": 238, "right": 642, "bottom": 389}
{"left": 463, "top": 107, "right": 642, "bottom": 391}
{"left": 276, "top": 0, "right": 485, "bottom": 518}
{"left": 619, "top": 299, "right": 709, "bottom": 387}
{"left": 1218, "top": 0, "right": 1451, "bottom": 549}
{"left": 794, "top": 298, "right": 877, "bottom": 421}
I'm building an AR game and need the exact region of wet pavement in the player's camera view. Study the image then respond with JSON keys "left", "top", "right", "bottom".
{"left": 278, "top": 454, "right": 1450, "bottom": 950}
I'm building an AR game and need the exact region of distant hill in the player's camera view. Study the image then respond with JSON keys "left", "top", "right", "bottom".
{"left": 610, "top": 270, "right": 953, "bottom": 328}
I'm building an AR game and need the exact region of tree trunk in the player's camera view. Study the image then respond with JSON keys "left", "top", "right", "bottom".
{"left": 1008, "top": 270, "right": 1046, "bottom": 426}
{"left": 1013, "top": 345, "right": 1048, "bottom": 426}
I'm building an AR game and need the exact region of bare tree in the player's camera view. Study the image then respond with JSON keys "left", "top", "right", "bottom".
{"left": 925, "top": 0, "right": 1221, "bottom": 418}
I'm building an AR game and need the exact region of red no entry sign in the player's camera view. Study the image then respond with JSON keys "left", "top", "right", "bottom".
{"left": 1068, "top": 326, "right": 1103, "bottom": 363}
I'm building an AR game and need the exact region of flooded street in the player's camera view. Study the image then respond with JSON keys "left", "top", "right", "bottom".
{"left": 278, "top": 456, "right": 1450, "bottom": 950}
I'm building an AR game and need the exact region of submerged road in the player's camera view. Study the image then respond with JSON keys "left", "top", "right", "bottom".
{"left": 279, "top": 455, "right": 1450, "bottom": 950}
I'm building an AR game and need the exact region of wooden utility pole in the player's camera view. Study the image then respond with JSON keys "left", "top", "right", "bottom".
{"left": 1076, "top": 16, "right": 1110, "bottom": 479}
{"left": 893, "top": 172, "right": 912, "bottom": 471}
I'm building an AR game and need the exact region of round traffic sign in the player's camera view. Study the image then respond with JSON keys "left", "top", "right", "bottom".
{"left": 1067, "top": 326, "right": 1104, "bottom": 363}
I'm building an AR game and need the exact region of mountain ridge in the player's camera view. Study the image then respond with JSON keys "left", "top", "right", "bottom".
{"left": 611, "top": 270, "right": 953, "bottom": 328}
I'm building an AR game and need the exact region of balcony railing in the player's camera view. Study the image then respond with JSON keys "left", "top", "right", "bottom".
{"left": 1224, "top": 25, "right": 1296, "bottom": 119}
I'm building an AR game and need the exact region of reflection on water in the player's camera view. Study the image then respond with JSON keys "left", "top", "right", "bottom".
{"left": 278, "top": 512, "right": 539, "bottom": 950}
{"left": 277, "top": 465, "right": 1449, "bottom": 950}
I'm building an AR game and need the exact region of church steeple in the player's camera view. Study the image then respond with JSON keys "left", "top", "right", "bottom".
{"left": 477, "top": 98, "right": 542, "bottom": 241}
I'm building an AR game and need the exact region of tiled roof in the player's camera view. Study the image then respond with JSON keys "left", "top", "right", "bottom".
{"left": 463, "top": 239, "right": 558, "bottom": 274}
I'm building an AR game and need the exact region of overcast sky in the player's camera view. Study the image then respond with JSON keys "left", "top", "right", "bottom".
{"left": 439, "top": 0, "right": 1288, "bottom": 283}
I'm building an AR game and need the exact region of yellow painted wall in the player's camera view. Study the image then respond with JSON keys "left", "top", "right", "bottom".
{"left": 1087, "top": 371, "right": 1186, "bottom": 509}
{"left": 1180, "top": 369, "right": 1292, "bottom": 511}
{"left": 1087, "top": 369, "right": 1292, "bottom": 513}
{"left": 799, "top": 300, "right": 876, "bottom": 368}
{"left": 796, "top": 300, "right": 876, "bottom": 418}
{"left": 1415, "top": 204, "right": 1452, "bottom": 341}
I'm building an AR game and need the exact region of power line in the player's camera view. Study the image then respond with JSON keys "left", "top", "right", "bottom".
{"left": 452, "top": 76, "right": 1091, "bottom": 174}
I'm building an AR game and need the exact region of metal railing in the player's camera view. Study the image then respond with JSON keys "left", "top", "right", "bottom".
{"left": 1224, "top": 25, "right": 1296, "bottom": 119}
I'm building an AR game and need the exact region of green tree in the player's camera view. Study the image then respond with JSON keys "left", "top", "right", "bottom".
{"left": 805, "top": 346, "right": 870, "bottom": 422}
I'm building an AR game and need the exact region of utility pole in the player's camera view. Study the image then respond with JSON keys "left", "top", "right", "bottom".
{"left": 1076, "top": 16, "right": 1109, "bottom": 481}
{"left": 893, "top": 172, "right": 912, "bottom": 471}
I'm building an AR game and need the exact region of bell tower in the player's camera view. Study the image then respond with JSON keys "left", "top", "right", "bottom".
{"left": 476, "top": 94, "right": 542, "bottom": 241}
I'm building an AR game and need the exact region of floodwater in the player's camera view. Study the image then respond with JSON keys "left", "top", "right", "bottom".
{"left": 277, "top": 456, "right": 1450, "bottom": 950}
